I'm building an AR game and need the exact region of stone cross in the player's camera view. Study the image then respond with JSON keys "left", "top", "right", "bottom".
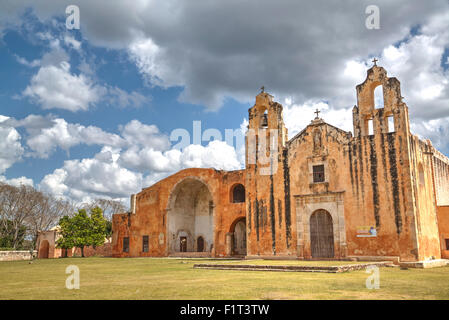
{"left": 314, "top": 109, "right": 320, "bottom": 118}
{"left": 260, "top": 86, "right": 265, "bottom": 93}
{"left": 372, "top": 58, "right": 378, "bottom": 66}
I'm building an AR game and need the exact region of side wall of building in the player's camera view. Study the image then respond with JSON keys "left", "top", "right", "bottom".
{"left": 112, "top": 168, "right": 246, "bottom": 258}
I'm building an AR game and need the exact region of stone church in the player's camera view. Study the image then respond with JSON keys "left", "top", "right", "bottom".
{"left": 112, "top": 63, "right": 449, "bottom": 263}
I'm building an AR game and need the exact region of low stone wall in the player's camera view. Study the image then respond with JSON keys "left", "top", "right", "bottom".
{"left": 193, "top": 261, "right": 390, "bottom": 273}
{"left": 0, "top": 250, "right": 37, "bottom": 262}
{"left": 72, "top": 243, "right": 112, "bottom": 257}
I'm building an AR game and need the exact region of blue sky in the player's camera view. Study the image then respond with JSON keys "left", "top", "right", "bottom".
{"left": 1, "top": 1, "right": 449, "bottom": 203}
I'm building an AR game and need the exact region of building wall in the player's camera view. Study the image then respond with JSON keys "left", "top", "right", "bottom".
{"left": 112, "top": 65, "right": 449, "bottom": 262}
{"left": 112, "top": 168, "right": 246, "bottom": 257}
{"left": 437, "top": 206, "right": 449, "bottom": 259}
{"left": 287, "top": 121, "right": 351, "bottom": 259}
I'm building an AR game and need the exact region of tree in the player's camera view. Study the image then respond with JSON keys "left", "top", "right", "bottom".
{"left": 56, "top": 207, "right": 108, "bottom": 257}
{"left": 80, "top": 198, "right": 127, "bottom": 221}
{"left": 0, "top": 183, "right": 43, "bottom": 249}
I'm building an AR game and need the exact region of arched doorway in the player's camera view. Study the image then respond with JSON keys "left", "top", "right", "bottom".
{"left": 310, "top": 210, "right": 334, "bottom": 258}
{"left": 167, "top": 178, "right": 214, "bottom": 254}
{"left": 38, "top": 240, "right": 49, "bottom": 259}
{"left": 229, "top": 218, "right": 246, "bottom": 256}
{"left": 197, "top": 236, "right": 204, "bottom": 252}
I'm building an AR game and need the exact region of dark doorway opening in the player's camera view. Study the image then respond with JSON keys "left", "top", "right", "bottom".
{"left": 197, "top": 236, "right": 204, "bottom": 252}
{"left": 180, "top": 237, "right": 187, "bottom": 252}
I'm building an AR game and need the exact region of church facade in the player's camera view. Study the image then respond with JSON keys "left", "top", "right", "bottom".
{"left": 112, "top": 64, "right": 449, "bottom": 262}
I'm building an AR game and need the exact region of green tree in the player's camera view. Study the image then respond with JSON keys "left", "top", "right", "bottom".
{"left": 56, "top": 207, "right": 107, "bottom": 257}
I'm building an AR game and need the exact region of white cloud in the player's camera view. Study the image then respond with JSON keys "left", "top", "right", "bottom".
{"left": 25, "top": 118, "right": 125, "bottom": 158}
{"left": 0, "top": 116, "right": 24, "bottom": 174}
{"left": 63, "top": 35, "right": 81, "bottom": 50}
{"left": 107, "top": 86, "right": 151, "bottom": 109}
{"left": 14, "top": 54, "right": 40, "bottom": 67}
{"left": 119, "top": 119, "right": 170, "bottom": 150}
{"left": 40, "top": 146, "right": 143, "bottom": 202}
{"left": 23, "top": 60, "right": 104, "bottom": 112}
{"left": 0, "top": 175, "right": 34, "bottom": 187}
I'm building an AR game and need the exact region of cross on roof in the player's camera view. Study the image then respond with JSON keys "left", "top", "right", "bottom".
{"left": 260, "top": 86, "right": 265, "bottom": 93}
{"left": 314, "top": 109, "right": 320, "bottom": 118}
{"left": 372, "top": 58, "right": 378, "bottom": 66}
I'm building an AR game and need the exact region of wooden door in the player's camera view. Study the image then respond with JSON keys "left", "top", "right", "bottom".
{"left": 310, "top": 210, "right": 334, "bottom": 258}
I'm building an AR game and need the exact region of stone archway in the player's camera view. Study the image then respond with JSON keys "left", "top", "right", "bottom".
{"left": 310, "top": 210, "right": 334, "bottom": 258}
{"left": 228, "top": 217, "right": 246, "bottom": 256}
{"left": 38, "top": 240, "right": 49, "bottom": 259}
{"left": 167, "top": 178, "right": 214, "bottom": 254}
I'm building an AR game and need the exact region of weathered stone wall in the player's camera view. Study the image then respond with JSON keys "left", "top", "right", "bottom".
{"left": 433, "top": 150, "right": 449, "bottom": 206}
{"left": 0, "top": 251, "right": 37, "bottom": 261}
{"left": 245, "top": 92, "right": 295, "bottom": 258}
{"left": 112, "top": 168, "right": 245, "bottom": 258}
{"left": 72, "top": 242, "right": 112, "bottom": 257}
{"left": 408, "top": 136, "right": 441, "bottom": 260}
{"left": 287, "top": 121, "right": 350, "bottom": 259}
{"left": 437, "top": 206, "right": 449, "bottom": 259}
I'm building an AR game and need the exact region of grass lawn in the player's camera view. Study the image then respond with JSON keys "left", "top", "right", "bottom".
{"left": 0, "top": 257, "right": 448, "bottom": 300}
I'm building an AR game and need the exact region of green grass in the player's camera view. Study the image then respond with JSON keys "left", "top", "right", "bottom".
{"left": 0, "top": 257, "right": 448, "bottom": 300}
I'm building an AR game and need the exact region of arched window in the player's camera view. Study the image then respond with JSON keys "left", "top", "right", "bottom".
{"left": 231, "top": 184, "right": 245, "bottom": 203}
{"left": 374, "top": 85, "right": 384, "bottom": 109}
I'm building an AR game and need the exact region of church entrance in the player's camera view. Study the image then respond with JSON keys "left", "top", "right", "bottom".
{"left": 167, "top": 178, "right": 214, "bottom": 255}
{"left": 310, "top": 210, "right": 334, "bottom": 258}
{"left": 229, "top": 218, "right": 246, "bottom": 256}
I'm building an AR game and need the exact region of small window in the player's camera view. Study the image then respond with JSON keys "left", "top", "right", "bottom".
{"left": 232, "top": 184, "right": 245, "bottom": 203}
{"left": 445, "top": 239, "right": 449, "bottom": 250}
{"left": 313, "top": 165, "right": 325, "bottom": 183}
{"left": 367, "top": 119, "right": 374, "bottom": 135}
{"left": 123, "top": 237, "right": 129, "bottom": 253}
{"left": 142, "top": 235, "right": 149, "bottom": 253}
{"left": 387, "top": 116, "right": 395, "bottom": 133}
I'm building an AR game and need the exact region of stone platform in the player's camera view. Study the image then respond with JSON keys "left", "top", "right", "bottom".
{"left": 193, "top": 261, "right": 390, "bottom": 273}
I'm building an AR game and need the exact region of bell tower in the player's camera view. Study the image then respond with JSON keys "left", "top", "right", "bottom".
{"left": 245, "top": 89, "right": 293, "bottom": 257}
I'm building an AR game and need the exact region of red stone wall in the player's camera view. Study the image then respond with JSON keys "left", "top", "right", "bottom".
{"left": 112, "top": 168, "right": 245, "bottom": 258}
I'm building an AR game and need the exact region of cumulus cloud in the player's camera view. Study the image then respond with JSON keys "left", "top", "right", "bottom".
{"left": 0, "top": 116, "right": 24, "bottom": 174}
{"left": 24, "top": 117, "right": 125, "bottom": 158}
{"left": 2, "top": 0, "right": 447, "bottom": 110}
{"left": 23, "top": 59, "right": 104, "bottom": 112}
{"left": 40, "top": 146, "right": 143, "bottom": 202}
{"left": 0, "top": 175, "right": 34, "bottom": 187}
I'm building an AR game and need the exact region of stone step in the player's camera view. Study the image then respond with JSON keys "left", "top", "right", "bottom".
{"left": 193, "top": 261, "right": 390, "bottom": 273}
